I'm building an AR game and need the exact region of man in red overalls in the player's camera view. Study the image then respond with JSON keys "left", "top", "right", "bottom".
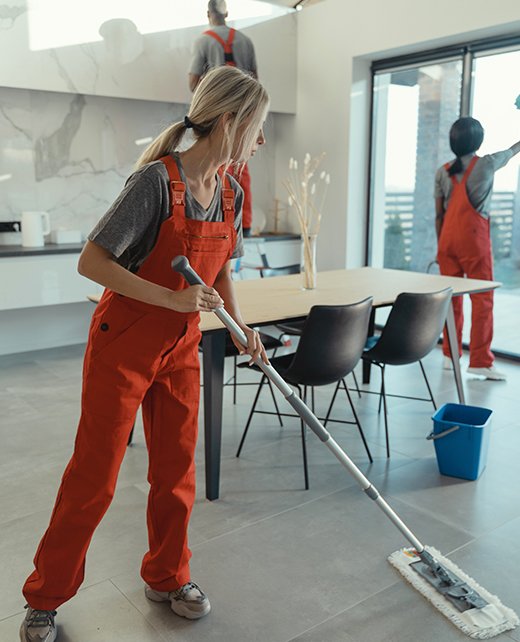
{"left": 189, "top": 0, "right": 258, "bottom": 236}
{"left": 435, "top": 117, "right": 520, "bottom": 381}
{"left": 20, "top": 66, "right": 269, "bottom": 642}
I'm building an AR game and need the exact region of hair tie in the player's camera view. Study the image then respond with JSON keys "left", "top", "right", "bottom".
{"left": 184, "top": 115, "right": 194, "bottom": 129}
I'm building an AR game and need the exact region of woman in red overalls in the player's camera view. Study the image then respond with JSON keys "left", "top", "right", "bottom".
{"left": 435, "top": 117, "right": 520, "bottom": 381}
{"left": 20, "top": 66, "right": 269, "bottom": 642}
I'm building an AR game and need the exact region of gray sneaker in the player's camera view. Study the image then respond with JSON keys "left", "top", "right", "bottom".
{"left": 20, "top": 605, "right": 57, "bottom": 642}
{"left": 145, "top": 581, "right": 211, "bottom": 620}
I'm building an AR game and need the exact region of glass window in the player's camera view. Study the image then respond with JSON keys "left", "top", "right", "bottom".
{"left": 369, "top": 60, "right": 463, "bottom": 272}
{"left": 470, "top": 49, "right": 520, "bottom": 355}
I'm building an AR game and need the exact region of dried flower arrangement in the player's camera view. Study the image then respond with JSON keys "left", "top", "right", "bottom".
{"left": 283, "top": 153, "right": 330, "bottom": 288}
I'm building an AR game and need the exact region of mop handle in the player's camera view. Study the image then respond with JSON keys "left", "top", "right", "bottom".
{"left": 171, "top": 255, "right": 426, "bottom": 552}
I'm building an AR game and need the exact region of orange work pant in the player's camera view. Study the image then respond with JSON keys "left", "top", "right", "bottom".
{"left": 23, "top": 324, "right": 200, "bottom": 611}
{"left": 437, "top": 252, "right": 494, "bottom": 368}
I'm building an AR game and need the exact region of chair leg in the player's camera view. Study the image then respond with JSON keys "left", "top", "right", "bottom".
{"left": 377, "top": 369, "right": 384, "bottom": 414}
{"left": 380, "top": 365, "right": 390, "bottom": 458}
{"left": 311, "top": 387, "right": 315, "bottom": 413}
{"left": 342, "top": 380, "right": 373, "bottom": 463}
{"left": 267, "top": 379, "right": 284, "bottom": 427}
{"left": 323, "top": 380, "right": 341, "bottom": 427}
{"left": 233, "top": 355, "right": 237, "bottom": 405}
{"left": 419, "top": 360, "right": 437, "bottom": 410}
{"left": 351, "top": 369, "right": 361, "bottom": 399}
{"left": 236, "top": 375, "right": 267, "bottom": 457}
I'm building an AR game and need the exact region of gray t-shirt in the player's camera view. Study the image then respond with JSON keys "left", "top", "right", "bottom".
{"left": 189, "top": 26, "right": 257, "bottom": 76}
{"left": 434, "top": 150, "right": 514, "bottom": 219}
{"left": 88, "top": 154, "right": 244, "bottom": 272}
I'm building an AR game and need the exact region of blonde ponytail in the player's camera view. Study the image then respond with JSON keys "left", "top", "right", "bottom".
{"left": 135, "top": 122, "right": 186, "bottom": 169}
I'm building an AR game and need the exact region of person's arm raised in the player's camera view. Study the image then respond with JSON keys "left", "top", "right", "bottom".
{"left": 78, "top": 240, "right": 223, "bottom": 313}
{"left": 509, "top": 139, "right": 520, "bottom": 156}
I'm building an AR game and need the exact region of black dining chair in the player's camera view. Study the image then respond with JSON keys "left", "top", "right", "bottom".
{"left": 362, "top": 288, "right": 453, "bottom": 458}
{"left": 275, "top": 318, "right": 362, "bottom": 399}
{"left": 236, "top": 298, "right": 374, "bottom": 489}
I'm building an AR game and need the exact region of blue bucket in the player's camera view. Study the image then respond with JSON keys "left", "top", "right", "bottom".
{"left": 428, "top": 403, "right": 492, "bottom": 481}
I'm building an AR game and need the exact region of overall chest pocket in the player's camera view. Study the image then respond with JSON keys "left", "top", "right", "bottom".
{"left": 186, "top": 231, "right": 231, "bottom": 254}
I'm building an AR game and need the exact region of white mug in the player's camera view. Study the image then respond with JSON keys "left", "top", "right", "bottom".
{"left": 21, "top": 211, "right": 51, "bottom": 247}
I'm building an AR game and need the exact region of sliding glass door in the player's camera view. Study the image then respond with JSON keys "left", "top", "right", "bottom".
{"left": 369, "top": 60, "right": 462, "bottom": 272}
{"left": 369, "top": 40, "right": 520, "bottom": 358}
{"left": 471, "top": 49, "right": 520, "bottom": 355}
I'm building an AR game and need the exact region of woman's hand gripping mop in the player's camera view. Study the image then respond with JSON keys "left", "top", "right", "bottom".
{"left": 172, "top": 255, "right": 518, "bottom": 640}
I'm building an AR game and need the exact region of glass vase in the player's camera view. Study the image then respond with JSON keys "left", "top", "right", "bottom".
{"left": 301, "top": 233, "right": 317, "bottom": 290}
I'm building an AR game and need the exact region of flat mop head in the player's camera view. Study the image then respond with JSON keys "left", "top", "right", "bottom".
{"left": 388, "top": 546, "right": 519, "bottom": 639}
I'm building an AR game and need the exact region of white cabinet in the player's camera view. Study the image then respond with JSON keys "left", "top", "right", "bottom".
{"left": 236, "top": 237, "right": 301, "bottom": 280}
{"left": 0, "top": 253, "right": 102, "bottom": 311}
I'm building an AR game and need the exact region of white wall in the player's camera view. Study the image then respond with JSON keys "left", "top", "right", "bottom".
{"left": 277, "top": 0, "right": 520, "bottom": 270}
{"left": 1, "top": 3, "right": 297, "bottom": 114}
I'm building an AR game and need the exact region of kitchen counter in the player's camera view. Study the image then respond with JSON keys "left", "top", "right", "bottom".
{"left": 0, "top": 233, "right": 300, "bottom": 259}
{"left": 0, "top": 243, "right": 84, "bottom": 258}
{"left": 245, "top": 233, "right": 300, "bottom": 242}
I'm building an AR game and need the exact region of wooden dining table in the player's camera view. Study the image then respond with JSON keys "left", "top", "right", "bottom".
{"left": 198, "top": 267, "right": 500, "bottom": 500}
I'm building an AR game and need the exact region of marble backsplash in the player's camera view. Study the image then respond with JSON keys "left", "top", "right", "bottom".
{"left": 0, "top": 85, "right": 276, "bottom": 241}
{"left": 0, "top": 86, "right": 188, "bottom": 239}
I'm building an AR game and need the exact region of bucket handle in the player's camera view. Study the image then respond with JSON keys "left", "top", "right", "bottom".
{"left": 427, "top": 425, "right": 460, "bottom": 440}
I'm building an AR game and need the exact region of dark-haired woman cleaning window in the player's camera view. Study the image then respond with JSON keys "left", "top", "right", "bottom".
{"left": 435, "top": 116, "right": 520, "bottom": 381}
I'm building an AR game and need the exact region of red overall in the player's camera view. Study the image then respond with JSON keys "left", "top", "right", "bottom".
{"left": 204, "top": 28, "right": 237, "bottom": 67}
{"left": 23, "top": 156, "right": 236, "bottom": 611}
{"left": 226, "top": 164, "right": 252, "bottom": 231}
{"left": 437, "top": 156, "right": 494, "bottom": 367}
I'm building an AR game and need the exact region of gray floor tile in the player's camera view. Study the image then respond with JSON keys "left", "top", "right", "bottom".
{"left": 289, "top": 579, "right": 516, "bottom": 642}
{"left": 113, "top": 484, "right": 474, "bottom": 642}
{"left": 0, "top": 485, "right": 149, "bottom": 622}
{"left": 0, "top": 580, "right": 166, "bottom": 641}
{"left": 1, "top": 344, "right": 519, "bottom": 642}
{"left": 365, "top": 423, "right": 520, "bottom": 538}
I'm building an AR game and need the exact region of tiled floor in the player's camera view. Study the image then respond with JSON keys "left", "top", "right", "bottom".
{"left": 1, "top": 343, "right": 519, "bottom": 641}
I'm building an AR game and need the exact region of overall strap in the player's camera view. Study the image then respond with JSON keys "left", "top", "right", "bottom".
{"left": 204, "top": 28, "right": 236, "bottom": 66}
{"left": 160, "top": 155, "right": 186, "bottom": 220}
{"left": 221, "top": 173, "right": 235, "bottom": 226}
{"left": 226, "top": 28, "right": 236, "bottom": 49}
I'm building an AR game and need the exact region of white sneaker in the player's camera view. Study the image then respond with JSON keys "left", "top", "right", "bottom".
{"left": 20, "top": 606, "right": 57, "bottom": 642}
{"left": 467, "top": 365, "right": 507, "bottom": 381}
{"left": 145, "top": 581, "right": 211, "bottom": 620}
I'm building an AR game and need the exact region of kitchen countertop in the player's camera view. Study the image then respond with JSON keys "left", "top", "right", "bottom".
{"left": 244, "top": 233, "right": 300, "bottom": 242}
{"left": 0, "top": 243, "right": 85, "bottom": 258}
{"left": 0, "top": 233, "right": 300, "bottom": 259}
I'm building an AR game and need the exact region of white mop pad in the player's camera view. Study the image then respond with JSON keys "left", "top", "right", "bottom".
{"left": 388, "top": 546, "right": 519, "bottom": 639}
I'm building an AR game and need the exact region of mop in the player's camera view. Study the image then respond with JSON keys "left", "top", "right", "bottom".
{"left": 172, "top": 255, "right": 518, "bottom": 639}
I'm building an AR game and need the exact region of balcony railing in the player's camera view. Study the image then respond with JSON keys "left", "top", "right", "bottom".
{"left": 384, "top": 190, "right": 516, "bottom": 267}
